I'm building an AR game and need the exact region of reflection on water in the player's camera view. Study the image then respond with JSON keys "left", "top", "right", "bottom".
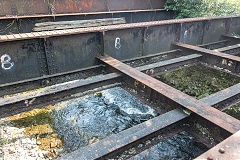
{"left": 130, "top": 131, "right": 208, "bottom": 160}
{"left": 51, "top": 87, "right": 158, "bottom": 153}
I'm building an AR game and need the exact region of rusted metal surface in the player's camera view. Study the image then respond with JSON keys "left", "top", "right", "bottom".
{"left": 199, "top": 40, "right": 231, "bottom": 50}
{"left": 175, "top": 43, "right": 240, "bottom": 73}
{"left": 108, "top": 0, "right": 165, "bottom": 11}
{"left": 215, "top": 44, "right": 240, "bottom": 52}
{"left": 196, "top": 130, "right": 240, "bottom": 160}
{"left": 175, "top": 43, "right": 240, "bottom": 63}
{"left": 0, "top": 16, "right": 239, "bottom": 43}
{"left": 0, "top": 53, "right": 203, "bottom": 106}
{"left": 0, "top": 73, "right": 121, "bottom": 107}
{"left": 58, "top": 109, "right": 188, "bottom": 160}
{"left": 53, "top": 0, "right": 107, "bottom": 14}
{"left": 222, "top": 34, "right": 240, "bottom": 43}
{"left": 0, "top": 9, "right": 172, "bottom": 35}
{"left": 215, "top": 44, "right": 240, "bottom": 55}
{"left": 0, "top": 0, "right": 49, "bottom": 16}
{"left": 0, "top": 0, "right": 166, "bottom": 16}
{"left": 201, "top": 83, "right": 240, "bottom": 107}
{"left": 136, "top": 54, "right": 202, "bottom": 71}
{"left": 99, "top": 56, "right": 240, "bottom": 134}
{"left": 0, "top": 16, "right": 239, "bottom": 85}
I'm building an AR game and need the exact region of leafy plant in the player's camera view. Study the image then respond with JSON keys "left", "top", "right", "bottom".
{"left": 165, "top": 0, "right": 240, "bottom": 19}
{"left": 0, "top": 137, "right": 8, "bottom": 147}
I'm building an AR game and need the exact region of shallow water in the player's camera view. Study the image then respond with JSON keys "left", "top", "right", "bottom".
{"left": 130, "top": 131, "right": 208, "bottom": 160}
{"left": 51, "top": 87, "right": 159, "bottom": 153}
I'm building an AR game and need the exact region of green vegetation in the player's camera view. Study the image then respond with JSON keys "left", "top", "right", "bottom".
{"left": 7, "top": 106, "right": 62, "bottom": 155}
{"left": 165, "top": 0, "right": 240, "bottom": 19}
{"left": 224, "top": 103, "right": 240, "bottom": 120}
{"left": 156, "top": 65, "right": 240, "bottom": 99}
{"left": 0, "top": 138, "right": 8, "bottom": 148}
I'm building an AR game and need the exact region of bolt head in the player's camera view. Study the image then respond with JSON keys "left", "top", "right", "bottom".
{"left": 219, "top": 148, "right": 225, "bottom": 154}
{"left": 207, "top": 156, "right": 214, "bottom": 160}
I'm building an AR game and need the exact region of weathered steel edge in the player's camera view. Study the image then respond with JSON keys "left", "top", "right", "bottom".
{"left": 175, "top": 43, "right": 240, "bottom": 62}
{"left": 99, "top": 56, "right": 240, "bottom": 134}
{"left": 215, "top": 44, "right": 240, "bottom": 52}
{"left": 1, "top": 53, "right": 238, "bottom": 112}
{"left": 57, "top": 109, "right": 188, "bottom": 160}
{"left": 0, "top": 49, "right": 179, "bottom": 89}
{"left": 201, "top": 83, "right": 240, "bottom": 106}
{"left": 0, "top": 64, "right": 104, "bottom": 88}
{"left": 0, "top": 9, "right": 166, "bottom": 20}
{"left": 0, "top": 0, "right": 166, "bottom": 17}
{"left": 0, "top": 15, "right": 239, "bottom": 42}
{"left": 223, "top": 34, "right": 240, "bottom": 40}
{"left": 136, "top": 54, "right": 201, "bottom": 71}
{"left": 0, "top": 54, "right": 201, "bottom": 106}
{"left": 0, "top": 73, "right": 121, "bottom": 106}
{"left": 175, "top": 42, "right": 240, "bottom": 74}
{"left": 196, "top": 130, "right": 240, "bottom": 160}
{"left": 1, "top": 15, "right": 239, "bottom": 85}
{"left": 0, "top": 40, "right": 226, "bottom": 89}
{"left": 59, "top": 55, "right": 240, "bottom": 160}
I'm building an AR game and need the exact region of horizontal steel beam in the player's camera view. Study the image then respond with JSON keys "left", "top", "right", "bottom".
{"left": 196, "top": 130, "right": 240, "bottom": 160}
{"left": 175, "top": 43, "right": 240, "bottom": 63}
{"left": 0, "top": 16, "right": 239, "bottom": 43}
{"left": 198, "top": 40, "right": 231, "bottom": 50}
{"left": 0, "top": 73, "right": 121, "bottom": 107}
{"left": 0, "top": 65, "right": 104, "bottom": 88}
{"left": 57, "top": 109, "right": 188, "bottom": 160}
{"left": 175, "top": 42, "right": 240, "bottom": 73}
{"left": 0, "top": 54, "right": 201, "bottom": 106}
{"left": 222, "top": 34, "right": 240, "bottom": 43}
{"left": 136, "top": 54, "right": 201, "bottom": 71}
{"left": 215, "top": 44, "right": 240, "bottom": 52}
{"left": 0, "top": 9, "right": 165, "bottom": 20}
{"left": 0, "top": 0, "right": 165, "bottom": 17}
{"left": 200, "top": 83, "right": 240, "bottom": 107}
{"left": 215, "top": 43, "right": 240, "bottom": 55}
{"left": 99, "top": 56, "right": 240, "bottom": 134}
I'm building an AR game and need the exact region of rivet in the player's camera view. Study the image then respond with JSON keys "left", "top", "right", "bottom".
{"left": 219, "top": 148, "right": 225, "bottom": 154}
{"left": 207, "top": 156, "right": 214, "bottom": 160}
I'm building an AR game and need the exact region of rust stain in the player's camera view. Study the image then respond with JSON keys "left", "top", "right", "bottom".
{"left": 103, "top": 140, "right": 111, "bottom": 146}
{"left": 99, "top": 56, "right": 240, "bottom": 134}
{"left": 133, "top": 136, "right": 137, "bottom": 141}
{"left": 81, "top": 0, "right": 93, "bottom": 8}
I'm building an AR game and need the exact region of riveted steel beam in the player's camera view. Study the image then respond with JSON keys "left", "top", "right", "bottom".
{"left": 57, "top": 109, "right": 188, "bottom": 160}
{"left": 196, "top": 130, "right": 240, "bottom": 160}
{"left": 174, "top": 42, "right": 240, "bottom": 73}
{"left": 99, "top": 56, "right": 240, "bottom": 134}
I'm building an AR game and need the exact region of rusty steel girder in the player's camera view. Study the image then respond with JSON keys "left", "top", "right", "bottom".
{"left": 196, "top": 130, "right": 240, "bottom": 160}
{"left": 99, "top": 56, "right": 240, "bottom": 134}
{"left": 0, "top": 0, "right": 165, "bottom": 17}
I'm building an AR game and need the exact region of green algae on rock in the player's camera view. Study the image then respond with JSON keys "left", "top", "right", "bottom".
{"left": 156, "top": 65, "right": 240, "bottom": 99}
